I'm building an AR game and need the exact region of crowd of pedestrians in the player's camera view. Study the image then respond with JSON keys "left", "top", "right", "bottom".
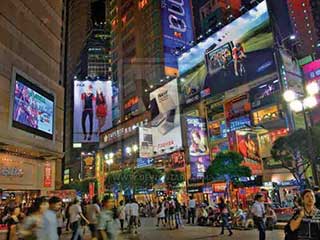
{"left": 1, "top": 187, "right": 320, "bottom": 240}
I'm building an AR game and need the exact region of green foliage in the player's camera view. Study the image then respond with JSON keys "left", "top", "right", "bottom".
{"left": 63, "top": 179, "right": 98, "bottom": 193}
{"left": 165, "top": 170, "right": 184, "bottom": 189}
{"left": 105, "top": 167, "right": 162, "bottom": 192}
{"left": 270, "top": 127, "right": 320, "bottom": 183}
{"left": 205, "top": 151, "right": 251, "bottom": 182}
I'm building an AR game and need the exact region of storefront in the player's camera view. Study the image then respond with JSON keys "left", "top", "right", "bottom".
{"left": 0, "top": 152, "right": 55, "bottom": 205}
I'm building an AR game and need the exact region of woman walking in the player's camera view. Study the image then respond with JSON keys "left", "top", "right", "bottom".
{"left": 218, "top": 197, "right": 233, "bottom": 236}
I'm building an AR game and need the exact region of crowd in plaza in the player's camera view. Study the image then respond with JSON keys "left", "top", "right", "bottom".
{"left": 1, "top": 187, "right": 320, "bottom": 240}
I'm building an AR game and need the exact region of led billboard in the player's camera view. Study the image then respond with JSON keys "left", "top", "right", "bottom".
{"left": 161, "top": 0, "right": 194, "bottom": 76}
{"left": 12, "top": 73, "right": 54, "bottom": 139}
{"left": 178, "top": 1, "right": 276, "bottom": 104}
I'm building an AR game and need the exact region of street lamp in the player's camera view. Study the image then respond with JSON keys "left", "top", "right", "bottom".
{"left": 283, "top": 81, "right": 320, "bottom": 185}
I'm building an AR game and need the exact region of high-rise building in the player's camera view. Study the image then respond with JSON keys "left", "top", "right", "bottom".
{"left": 110, "top": 0, "right": 194, "bottom": 122}
{"left": 63, "top": 0, "right": 113, "bottom": 182}
{"left": 287, "top": 0, "right": 319, "bottom": 58}
{"left": 0, "top": 1, "right": 64, "bottom": 192}
{"left": 63, "top": 0, "right": 92, "bottom": 168}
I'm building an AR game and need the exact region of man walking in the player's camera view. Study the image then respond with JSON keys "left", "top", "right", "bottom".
{"left": 252, "top": 193, "right": 266, "bottom": 240}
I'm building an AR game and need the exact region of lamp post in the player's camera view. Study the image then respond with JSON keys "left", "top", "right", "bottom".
{"left": 283, "top": 81, "right": 320, "bottom": 185}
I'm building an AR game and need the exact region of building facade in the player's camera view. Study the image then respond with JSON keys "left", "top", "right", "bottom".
{"left": 0, "top": 0, "right": 64, "bottom": 194}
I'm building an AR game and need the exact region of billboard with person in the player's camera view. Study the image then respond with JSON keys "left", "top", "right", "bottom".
{"left": 186, "top": 117, "right": 210, "bottom": 180}
{"left": 150, "top": 79, "right": 182, "bottom": 155}
{"left": 178, "top": 1, "right": 276, "bottom": 104}
{"left": 73, "top": 80, "right": 112, "bottom": 142}
{"left": 236, "top": 130, "right": 262, "bottom": 175}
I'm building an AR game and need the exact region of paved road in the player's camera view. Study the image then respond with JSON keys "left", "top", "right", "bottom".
{"left": 60, "top": 218, "right": 285, "bottom": 240}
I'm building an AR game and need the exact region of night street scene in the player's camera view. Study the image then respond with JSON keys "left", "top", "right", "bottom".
{"left": 1, "top": 0, "right": 320, "bottom": 239}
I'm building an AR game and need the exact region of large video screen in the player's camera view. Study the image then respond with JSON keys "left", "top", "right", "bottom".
{"left": 73, "top": 80, "right": 113, "bottom": 143}
{"left": 178, "top": 1, "right": 276, "bottom": 104}
{"left": 12, "top": 74, "right": 54, "bottom": 139}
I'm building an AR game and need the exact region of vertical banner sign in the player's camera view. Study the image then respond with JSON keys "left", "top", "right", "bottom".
{"left": 139, "top": 127, "right": 154, "bottom": 158}
{"left": 150, "top": 79, "right": 182, "bottom": 155}
{"left": 186, "top": 117, "right": 210, "bottom": 179}
{"left": 160, "top": 0, "right": 194, "bottom": 76}
{"left": 89, "top": 182, "right": 95, "bottom": 199}
{"left": 43, "top": 162, "right": 52, "bottom": 188}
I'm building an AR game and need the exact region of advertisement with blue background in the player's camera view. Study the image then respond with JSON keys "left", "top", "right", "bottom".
{"left": 178, "top": 1, "right": 276, "bottom": 104}
{"left": 186, "top": 117, "right": 210, "bottom": 179}
{"left": 161, "top": 0, "right": 194, "bottom": 76}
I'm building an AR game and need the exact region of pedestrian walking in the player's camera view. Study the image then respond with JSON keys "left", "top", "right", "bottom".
{"left": 252, "top": 193, "right": 266, "bottom": 240}
{"left": 156, "top": 201, "right": 166, "bottom": 227}
{"left": 187, "top": 195, "right": 196, "bottom": 224}
{"left": 57, "top": 208, "right": 64, "bottom": 239}
{"left": 20, "top": 196, "right": 49, "bottom": 240}
{"left": 285, "top": 189, "right": 320, "bottom": 240}
{"left": 6, "top": 206, "right": 21, "bottom": 240}
{"left": 129, "top": 199, "right": 140, "bottom": 234}
{"left": 69, "top": 198, "right": 89, "bottom": 240}
{"left": 167, "top": 197, "right": 176, "bottom": 230}
{"left": 65, "top": 203, "right": 71, "bottom": 231}
{"left": 174, "top": 198, "right": 183, "bottom": 229}
{"left": 38, "top": 196, "right": 63, "bottom": 240}
{"left": 218, "top": 197, "right": 233, "bottom": 236}
{"left": 117, "top": 200, "right": 126, "bottom": 232}
{"left": 97, "top": 195, "right": 116, "bottom": 240}
{"left": 86, "top": 195, "right": 101, "bottom": 239}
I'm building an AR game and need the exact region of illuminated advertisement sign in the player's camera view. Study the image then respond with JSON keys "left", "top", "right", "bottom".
{"left": 280, "top": 49, "right": 304, "bottom": 95}
{"left": 170, "top": 151, "right": 185, "bottom": 171}
{"left": 208, "top": 120, "right": 227, "bottom": 142}
{"left": 303, "top": 59, "right": 320, "bottom": 83}
{"left": 178, "top": 1, "right": 275, "bottom": 104}
{"left": 150, "top": 79, "right": 182, "bottom": 154}
{"left": 227, "top": 115, "right": 251, "bottom": 132}
{"left": 139, "top": 127, "right": 154, "bottom": 158}
{"left": 186, "top": 117, "right": 210, "bottom": 179}
{"left": 73, "top": 80, "right": 113, "bottom": 143}
{"left": 43, "top": 162, "right": 52, "bottom": 188}
{"left": 224, "top": 95, "right": 251, "bottom": 120}
{"left": 12, "top": 73, "right": 54, "bottom": 139}
{"left": 161, "top": 0, "right": 194, "bottom": 76}
{"left": 137, "top": 158, "right": 154, "bottom": 168}
{"left": 236, "top": 131, "right": 262, "bottom": 175}
{"left": 249, "top": 79, "right": 281, "bottom": 109}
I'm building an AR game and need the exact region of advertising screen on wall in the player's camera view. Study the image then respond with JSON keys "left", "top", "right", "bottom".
{"left": 12, "top": 73, "right": 54, "bottom": 139}
{"left": 73, "top": 80, "right": 113, "bottom": 143}
{"left": 186, "top": 117, "right": 210, "bottom": 180}
{"left": 139, "top": 127, "right": 154, "bottom": 158}
{"left": 150, "top": 79, "right": 182, "bottom": 155}
{"left": 178, "top": 1, "right": 275, "bottom": 104}
{"left": 161, "top": 0, "right": 194, "bottom": 76}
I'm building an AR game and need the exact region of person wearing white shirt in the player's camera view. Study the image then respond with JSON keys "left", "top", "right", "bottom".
{"left": 251, "top": 193, "right": 266, "bottom": 240}
{"left": 69, "top": 199, "right": 89, "bottom": 240}
{"left": 129, "top": 199, "right": 139, "bottom": 234}
{"left": 118, "top": 200, "right": 126, "bottom": 232}
{"left": 187, "top": 196, "right": 196, "bottom": 224}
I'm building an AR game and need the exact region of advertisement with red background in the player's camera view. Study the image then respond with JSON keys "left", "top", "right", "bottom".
{"left": 170, "top": 151, "right": 185, "bottom": 172}
{"left": 236, "top": 131, "right": 263, "bottom": 175}
{"left": 43, "top": 162, "right": 52, "bottom": 188}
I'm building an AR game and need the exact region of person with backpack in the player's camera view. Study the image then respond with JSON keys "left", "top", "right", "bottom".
{"left": 218, "top": 197, "right": 233, "bottom": 236}
{"left": 285, "top": 189, "right": 320, "bottom": 240}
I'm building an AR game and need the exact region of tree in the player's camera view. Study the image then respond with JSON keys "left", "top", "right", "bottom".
{"left": 105, "top": 167, "right": 163, "bottom": 195}
{"left": 271, "top": 127, "right": 320, "bottom": 186}
{"left": 205, "top": 151, "right": 251, "bottom": 198}
{"left": 165, "top": 170, "right": 185, "bottom": 190}
{"left": 134, "top": 167, "right": 163, "bottom": 191}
